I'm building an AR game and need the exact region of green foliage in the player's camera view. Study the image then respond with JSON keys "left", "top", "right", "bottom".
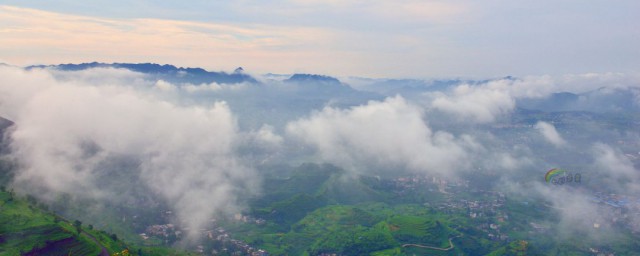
{"left": 317, "top": 174, "right": 391, "bottom": 205}
{"left": 308, "top": 224, "right": 396, "bottom": 255}
{"left": 84, "top": 228, "right": 129, "bottom": 254}
{"left": 387, "top": 215, "right": 450, "bottom": 247}
{"left": 134, "top": 246, "right": 198, "bottom": 256}
{"left": 0, "top": 159, "right": 15, "bottom": 188}
{"left": 73, "top": 219, "right": 82, "bottom": 234}
{"left": 255, "top": 163, "right": 337, "bottom": 205}
{"left": 487, "top": 240, "right": 531, "bottom": 256}
{"left": 370, "top": 247, "right": 403, "bottom": 256}
{"left": 0, "top": 191, "right": 97, "bottom": 255}
{"left": 0, "top": 191, "right": 129, "bottom": 255}
{"left": 257, "top": 193, "right": 328, "bottom": 228}
{"left": 241, "top": 203, "right": 463, "bottom": 255}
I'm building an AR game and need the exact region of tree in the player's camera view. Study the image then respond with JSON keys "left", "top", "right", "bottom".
{"left": 26, "top": 194, "right": 37, "bottom": 205}
{"left": 73, "top": 220, "right": 82, "bottom": 234}
{"left": 167, "top": 232, "right": 177, "bottom": 245}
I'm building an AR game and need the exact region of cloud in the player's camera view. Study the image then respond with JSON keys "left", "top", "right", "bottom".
{"left": 418, "top": 73, "right": 640, "bottom": 123}
{"left": 535, "top": 121, "right": 566, "bottom": 147}
{"left": 286, "top": 96, "right": 472, "bottom": 176}
{"left": 249, "top": 124, "right": 284, "bottom": 148}
{"left": 591, "top": 143, "right": 640, "bottom": 193}
{"left": 498, "top": 73, "right": 640, "bottom": 99}
{"left": 532, "top": 184, "right": 614, "bottom": 241}
{"left": 0, "top": 5, "right": 335, "bottom": 75}
{"left": 286, "top": 0, "right": 470, "bottom": 24}
{"left": 429, "top": 83, "right": 515, "bottom": 123}
{"left": 0, "top": 65, "right": 257, "bottom": 240}
{"left": 502, "top": 141, "right": 640, "bottom": 240}
{"left": 1, "top": 61, "right": 638, "bottom": 247}
{"left": 47, "top": 67, "right": 147, "bottom": 86}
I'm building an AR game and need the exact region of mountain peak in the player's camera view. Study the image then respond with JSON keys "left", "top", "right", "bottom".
{"left": 285, "top": 74, "right": 341, "bottom": 84}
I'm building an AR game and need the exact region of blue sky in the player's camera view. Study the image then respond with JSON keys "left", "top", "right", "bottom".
{"left": 1, "top": 0, "right": 638, "bottom": 78}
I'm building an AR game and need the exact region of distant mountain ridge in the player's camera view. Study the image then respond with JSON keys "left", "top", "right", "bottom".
{"left": 517, "top": 87, "right": 640, "bottom": 113}
{"left": 27, "top": 62, "right": 257, "bottom": 84}
{"left": 285, "top": 74, "right": 341, "bottom": 84}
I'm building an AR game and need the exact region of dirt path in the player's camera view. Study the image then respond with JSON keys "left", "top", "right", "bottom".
{"left": 82, "top": 231, "right": 110, "bottom": 256}
{"left": 402, "top": 235, "right": 462, "bottom": 251}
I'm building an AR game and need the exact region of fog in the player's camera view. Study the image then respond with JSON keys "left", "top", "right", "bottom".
{"left": 0, "top": 66, "right": 257, "bottom": 240}
{"left": 0, "top": 64, "right": 638, "bottom": 244}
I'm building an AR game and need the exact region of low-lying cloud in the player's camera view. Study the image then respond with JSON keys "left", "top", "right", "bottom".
{"left": 535, "top": 121, "right": 567, "bottom": 147}
{"left": 286, "top": 96, "right": 474, "bottom": 176}
{"left": 1, "top": 65, "right": 639, "bottom": 247}
{"left": 0, "top": 66, "right": 257, "bottom": 240}
{"left": 429, "top": 83, "right": 515, "bottom": 123}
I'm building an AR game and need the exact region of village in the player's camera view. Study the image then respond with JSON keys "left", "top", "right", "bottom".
{"left": 135, "top": 174, "right": 640, "bottom": 255}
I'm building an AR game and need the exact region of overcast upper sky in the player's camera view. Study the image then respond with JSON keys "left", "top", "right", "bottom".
{"left": 1, "top": 1, "right": 638, "bottom": 78}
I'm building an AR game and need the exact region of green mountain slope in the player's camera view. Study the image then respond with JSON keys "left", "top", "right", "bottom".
{"left": 0, "top": 190, "right": 127, "bottom": 255}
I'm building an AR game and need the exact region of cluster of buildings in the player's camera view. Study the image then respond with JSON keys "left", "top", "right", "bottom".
{"left": 234, "top": 213, "right": 266, "bottom": 225}
{"left": 139, "top": 223, "right": 180, "bottom": 243}
{"left": 136, "top": 209, "right": 269, "bottom": 255}
{"left": 202, "top": 227, "right": 268, "bottom": 256}
{"left": 390, "top": 175, "right": 469, "bottom": 195}
{"left": 466, "top": 193, "right": 510, "bottom": 242}
{"left": 145, "top": 223, "right": 176, "bottom": 237}
{"left": 589, "top": 247, "right": 616, "bottom": 256}
{"left": 590, "top": 192, "right": 634, "bottom": 209}
{"left": 589, "top": 191, "right": 640, "bottom": 233}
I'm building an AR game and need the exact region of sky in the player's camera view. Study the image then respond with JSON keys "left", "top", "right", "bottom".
{"left": 1, "top": 0, "right": 639, "bottom": 78}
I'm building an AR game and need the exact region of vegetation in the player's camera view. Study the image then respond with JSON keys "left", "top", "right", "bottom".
{"left": 2, "top": 162, "right": 640, "bottom": 255}
{"left": 0, "top": 190, "right": 117, "bottom": 255}
{"left": 0, "top": 190, "right": 197, "bottom": 255}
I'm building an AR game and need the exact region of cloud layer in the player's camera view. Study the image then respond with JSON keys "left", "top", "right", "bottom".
{"left": 429, "top": 83, "right": 515, "bottom": 123}
{"left": 286, "top": 96, "right": 474, "bottom": 176}
{"left": 0, "top": 66, "right": 257, "bottom": 239}
{"left": 0, "top": 64, "right": 638, "bottom": 246}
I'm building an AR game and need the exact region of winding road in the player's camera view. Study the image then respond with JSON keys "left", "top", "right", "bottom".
{"left": 402, "top": 235, "right": 462, "bottom": 251}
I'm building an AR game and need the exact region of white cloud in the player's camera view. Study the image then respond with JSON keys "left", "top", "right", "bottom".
{"left": 535, "top": 121, "right": 566, "bottom": 147}
{"left": 286, "top": 96, "right": 471, "bottom": 176}
{"left": 592, "top": 143, "right": 639, "bottom": 193}
{"left": 429, "top": 83, "right": 515, "bottom": 123}
{"left": 250, "top": 124, "right": 284, "bottom": 148}
{"left": 0, "top": 66, "right": 257, "bottom": 240}
{"left": 154, "top": 79, "right": 176, "bottom": 92}
{"left": 503, "top": 142, "right": 640, "bottom": 239}
{"left": 47, "top": 67, "right": 147, "bottom": 86}
{"left": 183, "top": 82, "right": 249, "bottom": 93}
{"left": 496, "top": 73, "right": 640, "bottom": 99}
